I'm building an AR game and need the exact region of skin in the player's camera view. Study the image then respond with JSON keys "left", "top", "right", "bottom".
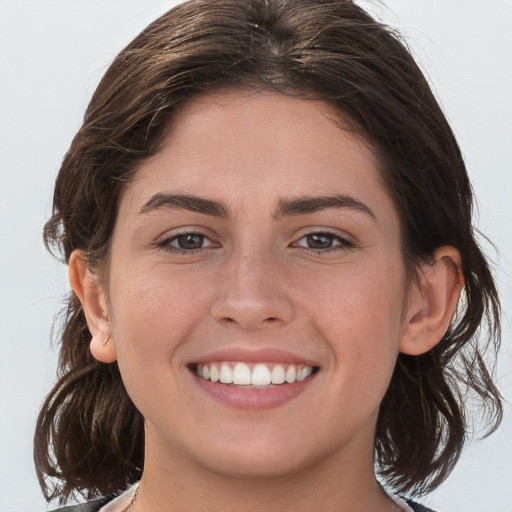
{"left": 70, "top": 90, "right": 462, "bottom": 512}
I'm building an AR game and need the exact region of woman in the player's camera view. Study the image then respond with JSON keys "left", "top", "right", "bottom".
{"left": 35, "top": 1, "right": 502, "bottom": 511}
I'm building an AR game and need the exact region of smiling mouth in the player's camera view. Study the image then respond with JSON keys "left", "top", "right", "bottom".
{"left": 191, "top": 362, "right": 318, "bottom": 387}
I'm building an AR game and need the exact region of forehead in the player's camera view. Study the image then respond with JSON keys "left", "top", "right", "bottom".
{"left": 121, "top": 90, "right": 396, "bottom": 223}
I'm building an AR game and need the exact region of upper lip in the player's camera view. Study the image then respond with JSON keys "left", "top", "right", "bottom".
{"left": 190, "top": 347, "right": 319, "bottom": 367}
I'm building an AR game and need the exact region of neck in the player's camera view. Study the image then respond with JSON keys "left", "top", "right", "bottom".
{"left": 132, "top": 425, "right": 398, "bottom": 512}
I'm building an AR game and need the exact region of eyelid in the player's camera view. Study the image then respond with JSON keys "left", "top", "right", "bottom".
{"left": 155, "top": 227, "right": 221, "bottom": 254}
{"left": 290, "top": 228, "right": 358, "bottom": 252}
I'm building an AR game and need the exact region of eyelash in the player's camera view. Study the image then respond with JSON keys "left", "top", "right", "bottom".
{"left": 156, "top": 230, "right": 219, "bottom": 255}
{"left": 292, "top": 231, "right": 356, "bottom": 254}
{"left": 156, "top": 230, "right": 355, "bottom": 255}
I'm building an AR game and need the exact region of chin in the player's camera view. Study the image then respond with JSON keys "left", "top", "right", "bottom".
{"left": 196, "top": 448, "right": 312, "bottom": 481}
{"left": 184, "top": 425, "right": 333, "bottom": 481}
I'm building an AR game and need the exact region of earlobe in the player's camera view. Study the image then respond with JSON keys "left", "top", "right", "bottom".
{"left": 400, "top": 246, "right": 463, "bottom": 356}
{"left": 69, "top": 250, "right": 118, "bottom": 363}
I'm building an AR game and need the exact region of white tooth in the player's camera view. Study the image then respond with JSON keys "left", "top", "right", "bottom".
{"left": 251, "top": 364, "right": 272, "bottom": 386}
{"left": 296, "top": 365, "right": 307, "bottom": 381}
{"left": 210, "top": 364, "right": 219, "bottom": 382}
{"left": 304, "top": 366, "right": 313, "bottom": 379}
{"left": 196, "top": 364, "right": 202, "bottom": 377}
{"left": 202, "top": 365, "right": 210, "bottom": 380}
{"left": 233, "top": 362, "right": 252, "bottom": 385}
{"left": 219, "top": 362, "right": 233, "bottom": 384}
{"left": 285, "top": 364, "right": 297, "bottom": 383}
{"left": 271, "top": 364, "right": 286, "bottom": 384}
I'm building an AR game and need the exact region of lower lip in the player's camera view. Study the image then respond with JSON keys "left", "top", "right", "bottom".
{"left": 192, "top": 372, "right": 317, "bottom": 410}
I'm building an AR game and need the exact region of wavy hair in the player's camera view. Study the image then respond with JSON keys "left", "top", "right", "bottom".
{"left": 35, "top": 0, "right": 502, "bottom": 503}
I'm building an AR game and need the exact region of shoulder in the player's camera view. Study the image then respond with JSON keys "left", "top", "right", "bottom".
{"left": 406, "top": 499, "right": 438, "bottom": 512}
{"left": 47, "top": 495, "right": 114, "bottom": 512}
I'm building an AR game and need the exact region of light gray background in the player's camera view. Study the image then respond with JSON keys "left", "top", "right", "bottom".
{"left": 0, "top": 1, "right": 510, "bottom": 511}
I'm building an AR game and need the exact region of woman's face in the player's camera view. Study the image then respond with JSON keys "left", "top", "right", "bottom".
{"left": 103, "top": 90, "right": 414, "bottom": 479}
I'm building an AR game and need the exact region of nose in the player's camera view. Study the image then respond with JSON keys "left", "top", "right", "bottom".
{"left": 210, "top": 250, "right": 295, "bottom": 330}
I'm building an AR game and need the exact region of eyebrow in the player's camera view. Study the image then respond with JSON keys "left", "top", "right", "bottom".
{"left": 272, "top": 194, "right": 376, "bottom": 221}
{"left": 139, "top": 193, "right": 230, "bottom": 218}
{"left": 138, "top": 192, "right": 376, "bottom": 221}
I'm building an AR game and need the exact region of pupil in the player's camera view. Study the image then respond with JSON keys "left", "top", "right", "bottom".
{"left": 307, "top": 234, "right": 332, "bottom": 249}
{"left": 178, "top": 234, "right": 203, "bottom": 250}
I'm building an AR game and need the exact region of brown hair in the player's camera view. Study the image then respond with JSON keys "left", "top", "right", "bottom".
{"left": 35, "top": 0, "right": 502, "bottom": 504}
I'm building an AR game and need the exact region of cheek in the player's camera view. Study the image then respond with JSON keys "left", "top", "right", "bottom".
{"left": 106, "top": 267, "right": 205, "bottom": 415}
{"left": 108, "top": 265, "right": 208, "bottom": 364}
{"left": 303, "top": 259, "right": 407, "bottom": 335}
{"left": 302, "top": 261, "right": 406, "bottom": 387}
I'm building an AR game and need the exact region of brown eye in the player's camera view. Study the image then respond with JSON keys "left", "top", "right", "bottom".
{"left": 293, "top": 231, "right": 355, "bottom": 253}
{"left": 174, "top": 233, "right": 205, "bottom": 250}
{"left": 306, "top": 233, "right": 335, "bottom": 249}
{"left": 157, "top": 231, "right": 219, "bottom": 254}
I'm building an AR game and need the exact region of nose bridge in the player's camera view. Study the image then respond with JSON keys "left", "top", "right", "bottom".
{"left": 211, "top": 240, "right": 294, "bottom": 329}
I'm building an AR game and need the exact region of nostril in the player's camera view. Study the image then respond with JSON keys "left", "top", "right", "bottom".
{"left": 222, "top": 316, "right": 280, "bottom": 326}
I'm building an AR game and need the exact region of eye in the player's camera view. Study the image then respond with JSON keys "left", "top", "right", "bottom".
{"left": 293, "top": 232, "right": 354, "bottom": 252}
{"left": 157, "top": 231, "right": 219, "bottom": 253}
{"left": 173, "top": 233, "right": 206, "bottom": 250}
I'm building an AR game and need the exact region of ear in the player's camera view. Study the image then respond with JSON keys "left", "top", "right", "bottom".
{"left": 68, "top": 250, "right": 117, "bottom": 363}
{"left": 400, "top": 246, "right": 463, "bottom": 356}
